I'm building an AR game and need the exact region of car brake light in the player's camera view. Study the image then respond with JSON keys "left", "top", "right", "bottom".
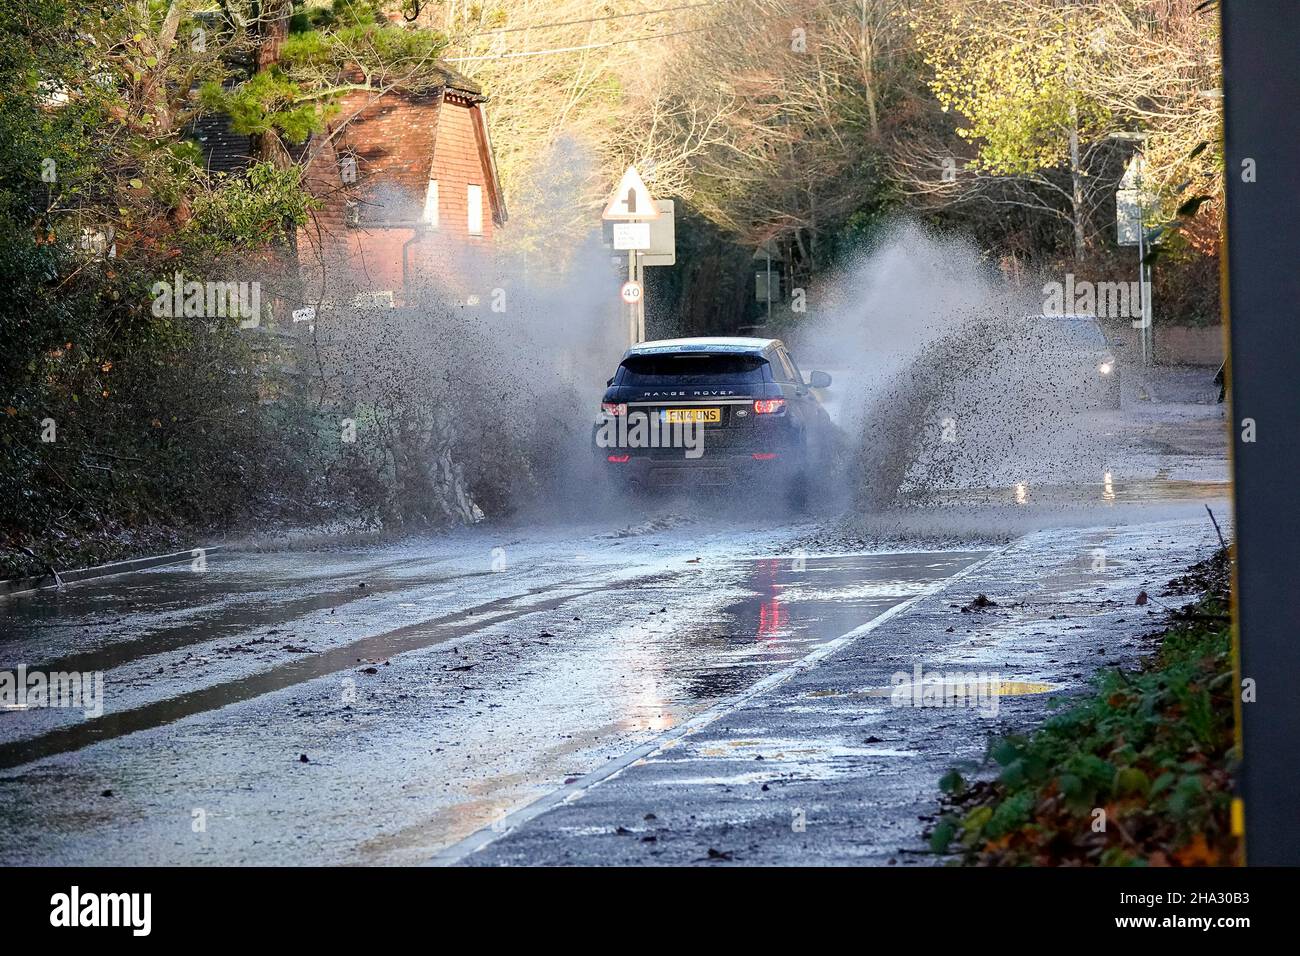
{"left": 753, "top": 399, "right": 786, "bottom": 414}
{"left": 601, "top": 402, "right": 627, "bottom": 416}
{"left": 752, "top": 452, "right": 778, "bottom": 460}
{"left": 607, "top": 454, "right": 630, "bottom": 463}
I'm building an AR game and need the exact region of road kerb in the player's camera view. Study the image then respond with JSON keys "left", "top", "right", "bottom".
{"left": 0, "top": 546, "right": 222, "bottom": 599}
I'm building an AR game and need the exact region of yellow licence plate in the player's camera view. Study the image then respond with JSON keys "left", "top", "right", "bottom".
{"left": 662, "top": 407, "right": 721, "bottom": 424}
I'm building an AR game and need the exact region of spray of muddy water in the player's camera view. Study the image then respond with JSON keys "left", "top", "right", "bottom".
{"left": 305, "top": 154, "right": 629, "bottom": 525}
{"left": 793, "top": 223, "right": 1118, "bottom": 523}
{"left": 308, "top": 205, "right": 1119, "bottom": 533}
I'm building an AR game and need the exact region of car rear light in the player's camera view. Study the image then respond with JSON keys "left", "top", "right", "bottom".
{"left": 601, "top": 402, "right": 627, "bottom": 416}
{"left": 607, "top": 454, "right": 630, "bottom": 463}
{"left": 753, "top": 399, "right": 786, "bottom": 414}
{"left": 752, "top": 452, "right": 778, "bottom": 460}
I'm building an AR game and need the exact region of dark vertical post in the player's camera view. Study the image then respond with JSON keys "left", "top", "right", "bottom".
{"left": 1221, "top": 0, "right": 1300, "bottom": 864}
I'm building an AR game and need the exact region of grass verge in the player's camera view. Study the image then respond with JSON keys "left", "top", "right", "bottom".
{"left": 930, "top": 547, "right": 1239, "bottom": 866}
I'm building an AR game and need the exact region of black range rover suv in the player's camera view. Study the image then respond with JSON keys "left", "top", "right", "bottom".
{"left": 593, "top": 337, "right": 837, "bottom": 503}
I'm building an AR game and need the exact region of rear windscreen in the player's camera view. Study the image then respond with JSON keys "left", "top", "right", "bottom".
{"left": 618, "top": 353, "right": 769, "bottom": 386}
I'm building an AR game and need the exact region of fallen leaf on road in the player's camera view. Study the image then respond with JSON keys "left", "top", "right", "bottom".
{"left": 963, "top": 594, "right": 999, "bottom": 612}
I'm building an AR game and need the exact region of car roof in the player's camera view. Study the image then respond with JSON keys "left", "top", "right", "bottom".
{"left": 623, "top": 336, "right": 780, "bottom": 358}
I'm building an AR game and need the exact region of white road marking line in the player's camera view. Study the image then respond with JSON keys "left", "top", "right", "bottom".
{"left": 425, "top": 542, "right": 1017, "bottom": 866}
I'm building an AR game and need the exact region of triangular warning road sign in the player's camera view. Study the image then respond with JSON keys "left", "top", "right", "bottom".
{"left": 602, "top": 166, "right": 660, "bottom": 221}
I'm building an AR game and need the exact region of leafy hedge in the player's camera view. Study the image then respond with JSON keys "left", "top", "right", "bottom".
{"left": 931, "top": 549, "right": 1239, "bottom": 866}
{"left": 0, "top": 2, "right": 487, "bottom": 580}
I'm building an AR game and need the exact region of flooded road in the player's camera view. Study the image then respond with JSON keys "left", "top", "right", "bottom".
{"left": 0, "top": 364, "right": 1231, "bottom": 865}
{"left": 0, "top": 519, "right": 988, "bottom": 864}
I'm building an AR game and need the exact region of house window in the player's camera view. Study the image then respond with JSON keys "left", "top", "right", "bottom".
{"left": 467, "top": 184, "right": 483, "bottom": 236}
{"left": 339, "top": 153, "right": 357, "bottom": 185}
{"left": 422, "top": 179, "right": 439, "bottom": 226}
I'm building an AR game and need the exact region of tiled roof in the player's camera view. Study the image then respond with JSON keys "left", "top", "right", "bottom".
{"left": 190, "top": 112, "right": 254, "bottom": 176}
{"left": 434, "top": 62, "right": 484, "bottom": 99}
{"left": 193, "top": 60, "right": 484, "bottom": 174}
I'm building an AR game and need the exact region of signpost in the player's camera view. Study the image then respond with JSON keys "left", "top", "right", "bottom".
{"left": 602, "top": 167, "right": 674, "bottom": 346}
{"left": 612, "top": 222, "right": 651, "bottom": 251}
{"left": 1115, "top": 142, "right": 1155, "bottom": 366}
{"left": 643, "top": 200, "right": 676, "bottom": 267}
{"left": 602, "top": 166, "right": 660, "bottom": 221}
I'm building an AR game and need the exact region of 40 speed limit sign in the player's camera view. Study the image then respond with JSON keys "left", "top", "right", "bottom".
{"left": 620, "top": 280, "right": 643, "bottom": 304}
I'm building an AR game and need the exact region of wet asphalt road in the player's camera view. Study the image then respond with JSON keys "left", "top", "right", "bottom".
{"left": 0, "top": 365, "right": 1230, "bottom": 865}
{"left": 0, "top": 517, "right": 994, "bottom": 864}
{"left": 455, "top": 518, "right": 1225, "bottom": 867}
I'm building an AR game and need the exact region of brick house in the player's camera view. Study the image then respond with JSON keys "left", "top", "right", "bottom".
{"left": 298, "top": 63, "right": 508, "bottom": 306}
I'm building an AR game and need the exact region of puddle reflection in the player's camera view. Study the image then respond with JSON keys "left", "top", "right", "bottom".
{"left": 671, "top": 551, "right": 987, "bottom": 704}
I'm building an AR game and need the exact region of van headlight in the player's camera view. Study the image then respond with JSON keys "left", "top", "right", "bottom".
{"left": 1098, "top": 357, "right": 1115, "bottom": 376}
